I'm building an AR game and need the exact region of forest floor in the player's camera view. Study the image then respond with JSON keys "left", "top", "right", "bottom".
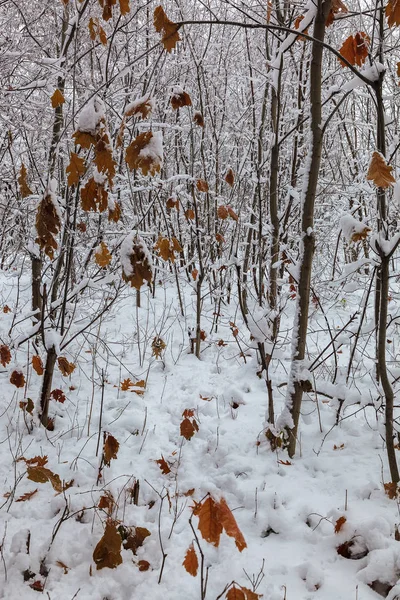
{"left": 0, "top": 270, "right": 399, "bottom": 600}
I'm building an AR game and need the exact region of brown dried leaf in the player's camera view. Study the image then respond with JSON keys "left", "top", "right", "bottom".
{"left": 227, "top": 207, "right": 238, "bottom": 221}
{"left": 183, "top": 543, "right": 198, "bottom": 576}
{"left": 94, "top": 136, "right": 116, "bottom": 187}
{"left": 154, "top": 6, "right": 181, "bottom": 52}
{"left": 351, "top": 226, "right": 371, "bottom": 242}
{"left": 195, "top": 496, "right": 222, "bottom": 546}
{"left": 156, "top": 456, "right": 171, "bottom": 475}
{"left": 10, "top": 370, "right": 25, "bottom": 388}
{"left": 185, "top": 208, "right": 195, "bottom": 220}
{"left": 241, "top": 588, "right": 262, "bottom": 600}
{"left": 192, "top": 268, "right": 198, "bottom": 281}
{"left": 3, "top": 305, "right": 11, "bottom": 313}
{"left": 180, "top": 417, "right": 199, "bottom": 440}
{"left": 58, "top": 357, "right": 76, "bottom": 376}
{"left": 154, "top": 236, "right": 182, "bottom": 263}
{"left": 93, "top": 521, "right": 122, "bottom": 570}
{"left": 119, "top": 0, "right": 130, "bottom": 15}
{"left": 51, "top": 88, "right": 65, "bottom": 109}
{"left": 367, "top": 152, "right": 395, "bottom": 188}
{"left": 16, "top": 489, "right": 38, "bottom": 502}
{"left": 194, "top": 112, "right": 204, "bottom": 127}
{"left": 326, "top": 0, "right": 348, "bottom": 26}
{"left": 35, "top": 193, "right": 61, "bottom": 259}
{"left": 98, "top": 492, "right": 115, "bottom": 512}
{"left": 32, "top": 355, "right": 44, "bottom": 375}
{"left": 56, "top": 561, "right": 69, "bottom": 574}
{"left": 225, "top": 168, "right": 235, "bottom": 187}
{"left": 226, "top": 586, "right": 246, "bottom": 600}
{"left": 103, "top": 433, "right": 119, "bottom": 466}
{"left": 335, "top": 516, "right": 347, "bottom": 533}
{"left": 338, "top": 32, "right": 370, "bottom": 67}
{"left": 0, "top": 345, "right": 11, "bottom": 367}
{"left": 123, "top": 526, "right": 151, "bottom": 555}
{"left": 218, "top": 497, "right": 247, "bottom": 552}
{"left": 20, "top": 455, "right": 48, "bottom": 467}
{"left": 108, "top": 202, "right": 121, "bottom": 222}
{"left": 50, "top": 389, "right": 66, "bottom": 403}
{"left": 89, "top": 17, "right": 107, "bottom": 45}
{"left": 66, "top": 152, "right": 86, "bottom": 187}
{"left": 152, "top": 336, "right": 166, "bottom": 358}
{"left": 386, "top": 0, "right": 400, "bottom": 26}
{"left": 122, "top": 235, "right": 153, "bottom": 290}
{"left": 196, "top": 179, "right": 209, "bottom": 193}
{"left": 20, "top": 398, "right": 34, "bottom": 415}
{"left": 73, "top": 130, "right": 97, "bottom": 149}
{"left": 81, "top": 178, "right": 108, "bottom": 212}
{"left": 98, "top": 0, "right": 117, "bottom": 21}
{"left": 138, "top": 560, "right": 150, "bottom": 571}
{"left": 120, "top": 378, "right": 134, "bottom": 391}
{"left": 218, "top": 205, "right": 229, "bottom": 220}
{"left": 18, "top": 164, "right": 33, "bottom": 197}
{"left": 384, "top": 481, "right": 398, "bottom": 499}
{"left": 171, "top": 90, "right": 192, "bottom": 110}
{"left": 125, "top": 131, "right": 162, "bottom": 177}
{"left": 95, "top": 242, "right": 112, "bottom": 268}
{"left": 27, "top": 466, "right": 63, "bottom": 493}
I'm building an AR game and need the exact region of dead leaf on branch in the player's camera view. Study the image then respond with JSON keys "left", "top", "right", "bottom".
{"left": 154, "top": 236, "right": 182, "bottom": 263}
{"left": 125, "top": 131, "right": 163, "bottom": 177}
{"left": 218, "top": 205, "right": 229, "bottom": 220}
{"left": 194, "top": 496, "right": 223, "bottom": 546}
{"left": 66, "top": 152, "right": 86, "bottom": 187}
{"left": 93, "top": 520, "right": 123, "bottom": 569}
{"left": 50, "top": 389, "right": 66, "bottom": 403}
{"left": 338, "top": 32, "right": 370, "bottom": 68}
{"left": 103, "top": 433, "right": 119, "bottom": 466}
{"left": 367, "top": 152, "right": 396, "bottom": 188}
{"left": 122, "top": 526, "right": 151, "bottom": 555}
{"left": 138, "top": 560, "right": 150, "bottom": 571}
{"left": 226, "top": 586, "right": 246, "bottom": 600}
{"left": 32, "top": 355, "right": 44, "bottom": 375}
{"left": 18, "top": 163, "right": 32, "bottom": 197}
{"left": 154, "top": 5, "right": 181, "bottom": 53}
{"left": 180, "top": 416, "right": 199, "bottom": 440}
{"left": 326, "top": 0, "right": 348, "bottom": 26}
{"left": 19, "top": 455, "right": 48, "bottom": 467}
{"left": 20, "top": 398, "right": 34, "bottom": 415}
{"left": 196, "top": 179, "right": 209, "bottom": 193}
{"left": 51, "top": 88, "right": 65, "bottom": 109}
{"left": 95, "top": 242, "right": 112, "bottom": 268}
{"left": 108, "top": 201, "right": 121, "bottom": 222}
{"left": 384, "top": 481, "right": 398, "bottom": 499}
{"left": 386, "top": 0, "right": 400, "bottom": 27}
{"left": 94, "top": 135, "right": 116, "bottom": 186}
{"left": 171, "top": 89, "right": 192, "bottom": 109}
{"left": 121, "top": 234, "right": 153, "bottom": 290}
{"left": 0, "top": 345, "right": 11, "bottom": 367}
{"left": 218, "top": 497, "right": 247, "bottom": 552}
{"left": 88, "top": 17, "right": 107, "bottom": 45}
{"left": 10, "top": 370, "right": 25, "bottom": 388}
{"left": 182, "top": 543, "right": 198, "bottom": 576}
{"left": 152, "top": 336, "right": 166, "bottom": 358}
{"left": 35, "top": 192, "right": 61, "bottom": 259}
{"left": 27, "top": 465, "right": 66, "bottom": 493}
{"left": 58, "top": 356, "right": 76, "bottom": 376}
{"left": 225, "top": 168, "right": 235, "bottom": 187}
{"left": 81, "top": 177, "right": 108, "bottom": 212}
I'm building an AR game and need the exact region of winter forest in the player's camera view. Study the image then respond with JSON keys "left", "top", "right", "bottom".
{"left": 2, "top": 0, "right": 400, "bottom": 598}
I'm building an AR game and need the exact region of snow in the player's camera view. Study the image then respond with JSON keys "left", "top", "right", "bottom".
{"left": 77, "top": 97, "right": 105, "bottom": 135}
{"left": 139, "top": 130, "right": 163, "bottom": 166}
{"left": 339, "top": 213, "right": 370, "bottom": 243}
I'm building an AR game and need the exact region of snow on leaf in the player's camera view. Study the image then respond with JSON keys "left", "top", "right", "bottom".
{"left": 218, "top": 497, "right": 247, "bottom": 552}
{"left": 51, "top": 89, "right": 65, "bottom": 109}
{"left": 125, "top": 131, "right": 163, "bottom": 177}
{"left": 326, "top": 0, "right": 348, "bottom": 26}
{"left": 196, "top": 179, "right": 209, "bottom": 192}
{"left": 58, "top": 357, "right": 76, "bottom": 376}
{"left": 121, "top": 234, "right": 153, "bottom": 290}
{"left": 95, "top": 242, "right": 112, "bottom": 268}
{"left": 154, "top": 236, "right": 182, "bottom": 262}
{"left": 122, "top": 526, "right": 151, "bottom": 555}
{"left": 182, "top": 543, "right": 198, "bottom": 576}
{"left": 154, "top": 6, "right": 181, "bottom": 52}
{"left": 386, "top": 0, "right": 400, "bottom": 27}
{"left": 226, "top": 585, "right": 246, "bottom": 600}
{"left": 171, "top": 89, "right": 192, "bottom": 109}
{"left": 103, "top": 433, "right": 119, "bottom": 466}
{"left": 0, "top": 345, "right": 11, "bottom": 367}
{"left": 108, "top": 201, "right": 121, "bottom": 222}
{"left": 10, "top": 370, "right": 25, "bottom": 388}
{"left": 152, "top": 336, "right": 166, "bottom": 358}
{"left": 194, "top": 496, "right": 223, "bottom": 546}
{"left": 93, "top": 521, "right": 123, "bottom": 569}
{"left": 18, "top": 164, "right": 32, "bottom": 197}
{"left": 367, "top": 152, "right": 396, "bottom": 188}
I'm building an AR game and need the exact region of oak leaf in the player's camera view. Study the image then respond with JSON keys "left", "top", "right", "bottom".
{"left": 103, "top": 433, "right": 119, "bottom": 466}
{"left": 0, "top": 345, "right": 11, "bottom": 367}
{"left": 35, "top": 193, "right": 61, "bottom": 259}
{"left": 338, "top": 32, "right": 370, "bottom": 68}
{"left": 10, "top": 370, "right": 25, "bottom": 388}
{"left": 171, "top": 90, "right": 192, "bottom": 110}
{"left": 120, "top": 378, "right": 134, "bottom": 391}
{"left": 73, "top": 130, "right": 97, "bottom": 149}
{"left": 20, "top": 455, "right": 48, "bottom": 467}
{"left": 94, "top": 136, "right": 116, "bottom": 187}
{"left": 183, "top": 544, "right": 198, "bottom": 576}
{"left": 58, "top": 357, "right": 76, "bottom": 376}
{"left": 18, "top": 164, "right": 33, "bottom": 197}
{"left": 241, "top": 588, "right": 262, "bottom": 600}
{"left": 226, "top": 586, "right": 246, "bottom": 600}
{"left": 88, "top": 17, "right": 107, "bottom": 45}
{"left": 27, "top": 465, "right": 63, "bottom": 493}
{"left": 95, "top": 242, "right": 112, "bottom": 268}
{"left": 50, "top": 389, "right": 66, "bottom": 403}
{"left": 81, "top": 177, "right": 108, "bottom": 212}
{"left": 154, "top": 236, "right": 182, "bottom": 262}
{"left": 125, "top": 131, "right": 162, "bottom": 177}
{"left": 93, "top": 521, "right": 122, "bottom": 569}
{"left": 66, "top": 152, "right": 86, "bottom": 186}
{"left": 196, "top": 179, "right": 209, "bottom": 192}
{"left": 32, "top": 355, "right": 44, "bottom": 375}
{"left": 218, "top": 497, "right": 247, "bottom": 552}
{"left": 367, "top": 152, "right": 395, "bottom": 188}
{"left": 16, "top": 489, "right": 38, "bottom": 502}
{"left": 51, "top": 89, "right": 65, "bottom": 109}
{"left": 154, "top": 6, "right": 181, "bottom": 52}
{"left": 121, "top": 234, "right": 153, "bottom": 290}
{"left": 326, "top": 0, "right": 348, "bottom": 26}
{"left": 156, "top": 456, "right": 171, "bottom": 475}
{"left": 194, "top": 496, "right": 222, "bottom": 546}
{"left": 386, "top": 0, "right": 400, "bottom": 27}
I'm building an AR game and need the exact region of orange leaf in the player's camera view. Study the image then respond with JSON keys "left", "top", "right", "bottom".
{"left": 35, "top": 192, "right": 61, "bottom": 259}
{"left": 18, "top": 163, "right": 33, "bottom": 197}
{"left": 225, "top": 168, "right": 234, "bottom": 187}
{"left": 183, "top": 543, "right": 198, "bottom": 576}
{"left": 125, "top": 131, "right": 162, "bottom": 177}
{"left": 16, "top": 489, "right": 38, "bottom": 502}
{"left": 171, "top": 90, "right": 192, "bottom": 109}
{"left": 154, "top": 6, "right": 181, "bottom": 52}
{"left": 81, "top": 178, "right": 108, "bottom": 212}
{"left": 185, "top": 208, "right": 195, "bottom": 220}
{"left": 66, "top": 152, "right": 86, "bottom": 186}
{"left": 227, "top": 207, "right": 238, "bottom": 221}
{"left": 32, "top": 355, "right": 44, "bottom": 375}
{"left": 138, "top": 559, "right": 150, "bottom": 571}
{"left": 156, "top": 456, "right": 171, "bottom": 475}
{"left": 154, "top": 236, "right": 182, "bottom": 263}
{"left": 218, "top": 205, "right": 229, "bottom": 219}
{"left": 241, "top": 588, "right": 262, "bottom": 600}
{"left": 386, "top": 0, "right": 400, "bottom": 27}
{"left": 384, "top": 481, "right": 398, "bottom": 499}
{"left": 326, "top": 0, "right": 348, "bottom": 26}
{"left": 191, "top": 268, "right": 198, "bottom": 281}
{"left": 121, "top": 234, "right": 153, "bottom": 290}
{"left": 218, "top": 497, "right": 247, "bottom": 552}
{"left": 103, "top": 433, "right": 119, "bottom": 466}
{"left": 88, "top": 17, "right": 107, "bottom": 45}
{"left": 93, "top": 521, "right": 122, "bottom": 570}
{"left": 120, "top": 378, "right": 134, "bottom": 391}
{"left": 367, "top": 151, "right": 396, "bottom": 188}
{"left": 0, "top": 345, "right": 11, "bottom": 367}
{"left": 226, "top": 585, "right": 246, "bottom": 600}
{"left": 180, "top": 417, "right": 199, "bottom": 440}
{"left": 95, "top": 242, "right": 112, "bottom": 268}
{"left": 26, "top": 465, "right": 63, "bottom": 492}
{"left": 196, "top": 179, "right": 208, "bottom": 193}
{"left": 108, "top": 202, "right": 121, "bottom": 222}
{"left": 10, "top": 370, "right": 25, "bottom": 388}
{"left": 338, "top": 32, "right": 370, "bottom": 68}
{"left": 58, "top": 357, "right": 76, "bottom": 376}
{"left": 119, "top": 0, "right": 130, "bottom": 16}
{"left": 195, "top": 496, "right": 222, "bottom": 546}
{"left": 335, "top": 516, "right": 347, "bottom": 533}
{"left": 51, "top": 89, "right": 65, "bottom": 109}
